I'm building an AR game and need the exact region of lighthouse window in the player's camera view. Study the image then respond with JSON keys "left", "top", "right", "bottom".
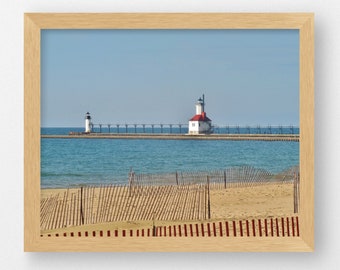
{"left": 192, "top": 123, "right": 195, "bottom": 127}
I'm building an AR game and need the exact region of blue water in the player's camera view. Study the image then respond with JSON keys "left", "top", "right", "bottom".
{"left": 41, "top": 128, "right": 299, "bottom": 188}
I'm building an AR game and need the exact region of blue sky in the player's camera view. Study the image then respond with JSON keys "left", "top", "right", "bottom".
{"left": 41, "top": 30, "right": 299, "bottom": 127}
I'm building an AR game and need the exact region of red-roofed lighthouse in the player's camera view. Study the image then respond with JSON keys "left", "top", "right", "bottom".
{"left": 188, "top": 94, "right": 212, "bottom": 135}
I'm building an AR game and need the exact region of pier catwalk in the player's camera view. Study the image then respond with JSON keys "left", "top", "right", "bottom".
{"left": 41, "top": 133, "right": 299, "bottom": 141}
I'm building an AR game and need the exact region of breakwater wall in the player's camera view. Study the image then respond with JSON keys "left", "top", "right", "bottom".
{"left": 41, "top": 133, "right": 299, "bottom": 141}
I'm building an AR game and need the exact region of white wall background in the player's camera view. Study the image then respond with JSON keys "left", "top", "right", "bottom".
{"left": 0, "top": 0, "right": 339, "bottom": 269}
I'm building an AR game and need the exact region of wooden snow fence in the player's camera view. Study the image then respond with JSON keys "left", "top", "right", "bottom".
{"left": 129, "top": 166, "right": 297, "bottom": 190}
{"left": 41, "top": 216, "right": 299, "bottom": 238}
{"left": 41, "top": 166, "right": 299, "bottom": 231}
{"left": 41, "top": 184, "right": 208, "bottom": 231}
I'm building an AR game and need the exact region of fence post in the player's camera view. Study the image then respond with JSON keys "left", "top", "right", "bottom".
{"left": 176, "top": 171, "right": 179, "bottom": 186}
{"left": 252, "top": 219, "right": 256, "bottom": 236}
{"left": 239, "top": 220, "right": 243, "bottom": 237}
{"left": 201, "top": 223, "right": 205, "bottom": 237}
{"left": 258, "top": 219, "right": 262, "bottom": 237}
{"left": 286, "top": 217, "right": 290, "bottom": 237}
{"left": 224, "top": 170, "right": 227, "bottom": 189}
{"left": 298, "top": 173, "right": 300, "bottom": 210}
{"left": 128, "top": 171, "right": 131, "bottom": 197}
{"left": 207, "top": 176, "right": 211, "bottom": 219}
{"left": 294, "top": 172, "right": 299, "bottom": 213}
{"left": 264, "top": 219, "right": 268, "bottom": 237}
{"left": 271, "top": 218, "right": 274, "bottom": 237}
{"left": 80, "top": 186, "right": 84, "bottom": 225}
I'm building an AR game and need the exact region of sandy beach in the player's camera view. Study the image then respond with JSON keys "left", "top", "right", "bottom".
{"left": 41, "top": 181, "right": 295, "bottom": 235}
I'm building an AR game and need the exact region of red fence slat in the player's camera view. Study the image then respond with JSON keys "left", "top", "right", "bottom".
{"left": 42, "top": 215, "right": 299, "bottom": 238}
{"left": 226, "top": 221, "right": 229, "bottom": 237}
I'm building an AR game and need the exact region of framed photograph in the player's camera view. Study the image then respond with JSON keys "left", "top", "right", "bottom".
{"left": 24, "top": 13, "right": 314, "bottom": 252}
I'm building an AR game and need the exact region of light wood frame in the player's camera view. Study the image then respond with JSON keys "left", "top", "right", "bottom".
{"left": 24, "top": 13, "right": 314, "bottom": 252}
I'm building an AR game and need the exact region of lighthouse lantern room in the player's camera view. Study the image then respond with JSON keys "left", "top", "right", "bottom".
{"left": 188, "top": 95, "right": 212, "bottom": 135}
{"left": 85, "top": 112, "right": 92, "bottom": 133}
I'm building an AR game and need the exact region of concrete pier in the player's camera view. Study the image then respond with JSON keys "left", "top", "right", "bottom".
{"left": 41, "top": 133, "right": 299, "bottom": 141}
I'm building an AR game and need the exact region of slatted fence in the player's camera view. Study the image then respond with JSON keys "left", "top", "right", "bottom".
{"left": 41, "top": 216, "right": 299, "bottom": 238}
{"left": 41, "top": 184, "right": 208, "bottom": 231}
{"left": 41, "top": 166, "right": 299, "bottom": 231}
{"left": 129, "top": 166, "right": 299, "bottom": 190}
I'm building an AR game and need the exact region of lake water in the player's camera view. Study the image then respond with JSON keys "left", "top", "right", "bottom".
{"left": 41, "top": 128, "right": 299, "bottom": 188}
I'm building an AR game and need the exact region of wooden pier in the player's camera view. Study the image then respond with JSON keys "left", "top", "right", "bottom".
{"left": 41, "top": 133, "right": 299, "bottom": 141}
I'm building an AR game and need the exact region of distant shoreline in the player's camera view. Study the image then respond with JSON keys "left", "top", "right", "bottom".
{"left": 41, "top": 133, "right": 299, "bottom": 141}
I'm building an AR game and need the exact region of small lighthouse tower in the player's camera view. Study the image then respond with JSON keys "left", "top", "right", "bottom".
{"left": 85, "top": 112, "right": 92, "bottom": 133}
{"left": 188, "top": 94, "right": 212, "bottom": 135}
{"left": 196, "top": 95, "right": 205, "bottom": 115}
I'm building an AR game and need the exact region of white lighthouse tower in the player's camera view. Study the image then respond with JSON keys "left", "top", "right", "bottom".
{"left": 195, "top": 96, "right": 204, "bottom": 115}
{"left": 85, "top": 112, "right": 92, "bottom": 133}
{"left": 188, "top": 94, "right": 212, "bottom": 135}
